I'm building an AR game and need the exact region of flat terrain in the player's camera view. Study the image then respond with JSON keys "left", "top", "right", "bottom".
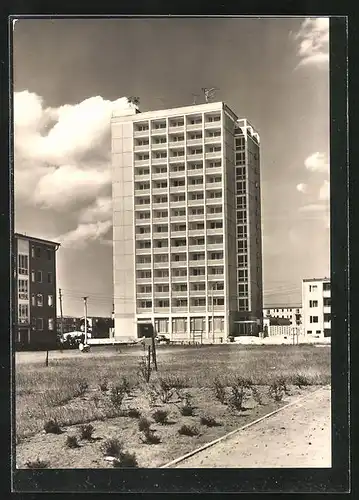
{"left": 15, "top": 344, "right": 331, "bottom": 469}
{"left": 171, "top": 386, "right": 331, "bottom": 468}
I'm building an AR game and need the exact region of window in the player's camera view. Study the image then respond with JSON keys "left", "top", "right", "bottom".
{"left": 18, "top": 279, "right": 28, "bottom": 293}
{"left": 36, "top": 271, "right": 42, "bottom": 283}
{"left": 31, "top": 294, "right": 35, "bottom": 306}
{"left": 37, "top": 318, "right": 44, "bottom": 330}
{"left": 307, "top": 330, "right": 312, "bottom": 334}
{"left": 236, "top": 181, "right": 246, "bottom": 194}
{"left": 309, "top": 300, "right": 318, "bottom": 308}
{"left": 31, "top": 246, "right": 35, "bottom": 258}
{"left": 208, "top": 146, "right": 221, "bottom": 153}
{"left": 138, "top": 300, "right": 152, "bottom": 308}
{"left": 31, "top": 270, "right": 35, "bottom": 282}
{"left": 310, "top": 316, "right": 319, "bottom": 323}
{"left": 36, "top": 294, "right": 43, "bottom": 307}
{"left": 18, "top": 304, "right": 29, "bottom": 323}
{"left": 316, "top": 330, "right": 321, "bottom": 335}
{"left": 238, "top": 298, "right": 248, "bottom": 311}
{"left": 323, "top": 298, "right": 331, "bottom": 307}
{"left": 47, "top": 249, "right": 52, "bottom": 260}
{"left": 48, "top": 318, "right": 54, "bottom": 331}
{"left": 309, "top": 284, "right": 318, "bottom": 292}
{"left": 18, "top": 254, "right": 29, "bottom": 275}
{"left": 324, "top": 313, "right": 331, "bottom": 322}
{"left": 323, "top": 282, "right": 331, "bottom": 291}
{"left": 48, "top": 295, "right": 54, "bottom": 307}
{"left": 47, "top": 272, "right": 53, "bottom": 284}
{"left": 35, "top": 247, "right": 41, "bottom": 258}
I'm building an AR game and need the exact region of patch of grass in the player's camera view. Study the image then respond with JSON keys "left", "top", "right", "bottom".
{"left": 112, "top": 451, "right": 139, "bottom": 468}
{"left": 152, "top": 409, "right": 169, "bottom": 425}
{"left": 109, "top": 385, "right": 126, "bottom": 409}
{"left": 200, "top": 414, "right": 219, "bottom": 427}
{"left": 138, "top": 417, "right": 151, "bottom": 433}
{"left": 65, "top": 435, "right": 79, "bottom": 448}
{"left": 43, "top": 418, "right": 61, "bottom": 434}
{"left": 178, "top": 424, "right": 200, "bottom": 437}
{"left": 100, "top": 437, "right": 123, "bottom": 457}
{"left": 99, "top": 379, "right": 109, "bottom": 392}
{"left": 78, "top": 423, "right": 94, "bottom": 440}
{"left": 127, "top": 408, "right": 141, "bottom": 419}
{"left": 76, "top": 379, "right": 89, "bottom": 396}
{"left": 25, "top": 458, "right": 49, "bottom": 469}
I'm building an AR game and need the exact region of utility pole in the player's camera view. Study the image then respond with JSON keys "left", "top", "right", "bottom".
{"left": 59, "top": 288, "right": 64, "bottom": 339}
{"left": 212, "top": 286, "right": 215, "bottom": 344}
{"left": 83, "top": 296, "right": 88, "bottom": 346}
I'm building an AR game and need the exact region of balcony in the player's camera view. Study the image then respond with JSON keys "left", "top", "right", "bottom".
{"left": 136, "top": 277, "right": 152, "bottom": 284}
{"left": 324, "top": 321, "right": 331, "bottom": 329}
{"left": 187, "top": 153, "right": 203, "bottom": 161}
{"left": 187, "top": 138, "right": 203, "bottom": 146}
{"left": 205, "top": 166, "right": 222, "bottom": 175}
{"left": 188, "top": 213, "right": 205, "bottom": 222}
{"left": 205, "top": 151, "right": 222, "bottom": 160}
{"left": 134, "top": 144, "right": 150, "bottom": 153}
{"left": 207, "top": 227, "right": 223, "bottom": 235}
{"left": 206, "top": 211, "right": 222, "bottom": 220}
{"left": 134, "top": 172, "right": 150, "bottom": 182}
{"left": 169, "top": 155, "right": 185, "bottom": 163}
{"left": 169, "top": 140, "right": 185, "bottom": 148}
{"left": 135, "top": 217, "right": 151, "bottom": 225}
{"left": 189, "top": 305, "right": 206, "bottom": 312}
{"left": 136, "top": 292, "right": 152, "bottom": 299}
{"left": 134, "top": 129, "right": 149, "bottom": 138}
{"left": 171, "top": 275, "right": 187, "bottom": 282}
{"left": 134, "top": 158, "right": 150, "bottom": 167}
{"left": 189, "top": 259, "right": 205, "bottom": 267}
{"left": 171, "top": 230, "right": 186, "bottom": 238}
{"left": 134, "top": 202, "right": 150, "bottom": 211}
{"left": 137, "top": 307, "right": 153, "bottom": 313}
{"left": 136, "top": 247, "right": 151, "bottom": 255}
{"left": 205, "top": 120, "right": 221, "bottom": 129}
{"left": 171, "top": 306, "right": 188, "bottom": 313}
{"left": 136, "top": 262, "right": 151, "bottom": 269}
{"left": 153, "top": 276, "right": 170, "bottom": 283}
{"left": 208, "top": 273, "right": 224, "bottom": 281}
{"left": 170, "top": 184, "right": 186, "bottom": 193}
{"left": 187, "top": 122, "right": 203, "bottom": 131}
{"left": 171, "top": 290, "right": 188, "bottom": 297}
{"left": 206, "top": 181, "right": 222, "bottom": 189}
{"left": 153, "top": 261, "right": 169, "bottom": 269}
{"left": 187, "top": 183, "right": 204, "bottom": 192}
{"left": 189, "top": 289, "right": 206, "bottom": 297}
{"left": 171, "top": 260, "right": 187, "bottom": 268}
{"left": 187, "top": 198, "right": 204, "bottom": 206}
{"left": 171, "top": 214, "right": 186, "bottom": 222}
{"left": 187, "top": 168, "right": 204, "bottom": 177}
{"left": 134, "top": 188, "right": 150, "bottom": 196}
{"left": 135, "top": 232, "right": 151, "bottom": 240}
{"left": 152, "top": 231, "right": 169, "bottom": 239}
{"left": 168, "top": 124, "right": 185, "bottom": 133}
{"left": 152, "top": 187, "right": 168, "bottom": 195}
{"left": 151, "top": 127, "right": 167, "bottom": 136}
{"left": 189, "top": 274, "right": 206, "bottom": 281}
{"left": 207, "top": 259, "right": 224, "bottom": 266}
{"left": 206, "top": 196, "right": 222, "bottom": 205}
{"left": 170, "top": 200, "right": 186, "bottom": 208}
{"left": 151, "top": 172, "right": 168, "bottom": 180}
{"left": 153, "top": 246, "right": 169, "bottom": 254}
{"left": 171, "top": 245, "right": 187, "bottom": 253}
{"left": 152, "top": 216, "right": 168, "bottom": 223}
{"left": 154, "top": 307, "right": 170, "bottom": 313}
{"left": 154, "top": 291, "right": 170, "bottom": 298}
{"left": 169, "top": 169, "right": 186, "bottom": 178}
{"left": 323, "top": 290, "right": 331, "bottom": 298}
{"left": 188, "top": 229, "right": 205, "bottom": 238}
{"left": 205, "top": 135, "right": 221, "bottom": 144}
{"left": 188, "top": 244, "right": 205, "bottom": 252}
{"left": 207, "top": 243, "right": 223, "bottom": 250}
{"left": 152, "top": 202, "right": 168, "bottom": 209}
{"left": 151, "top": 142, "right": 167, "bottom": 151}
{"left": 152, "top": 157, "right": 168, "bottom": 165}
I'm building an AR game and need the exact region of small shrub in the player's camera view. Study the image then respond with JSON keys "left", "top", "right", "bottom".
{"left": 127, "top": 408, "right": 141, "bottom": 419}
{"left": 251, "top": 386, "right": 263, "bottom": 405}
{"left": 268, "top": 378, "right": 289, "bottom": 402}
{"left": 180, "top": 402, "right": 195, "bottom": 416}
{"left": 76, "top": 379, "right": 89, "bottom": 396}
{"left": 109, "top": 385, "right": 126, "bottom": 409}
{"left": 152, "top": 409, "right": 169, "bottom": 424}
{"left": 213, "top": 377, "right": 227, "bottom": 404}
{"left": 101, "top": 437, "right": 123, "bottom": 457}
{"left": 119, "top": 376, "right": 131, "bottom": 394}
{"left": 141, "top": 428, "right": 161, "bottom": 444}
{"left": 44, "top": 418, "right": 61, "bottom": 434}
{"left": 200, "top": 415, "right": 219, "bottom": 427}
{"left": 25, "top": 458, "right": 49, "bottom": 469}
{"left": 292, "top": 373, "right": 310, "bottom": 388}
{"left": 113, "top": 451, "right": 139, "bottom": 468}
{"left": 78, "top": 423, "right": 94, "bottom": 440}
{"left": 155, "top": 378, "right": 177, "bottom": 403}
{"left": 65, "top": 435, "right": 79, "bottom": 449}
{"left": 137, "top": 356, "right": 151, "bottom": 383}
{"left": 178, "top": 424, "right": 200, "bottom": 437}
{"left": 138, "top": 417, "right": 151, "bottom": 433}
{"left": 99, "top": 379, "right": 109, "bottom": 392}
{"left": 228, "top": 377, "right": 253, "bottom": 411}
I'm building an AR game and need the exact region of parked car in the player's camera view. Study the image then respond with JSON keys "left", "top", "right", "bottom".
{"left": 155, "top": 334, "right": 170, "bottom": 345}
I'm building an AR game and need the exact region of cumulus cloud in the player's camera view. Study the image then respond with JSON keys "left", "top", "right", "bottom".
{"left": 293, "top": 17, "right": 329, "bottom": 68}
{"left": 304, "top": 152, "right": 329, "bottom": 173}
{"left": 58, "top": 220, "right": 113, "bottom": 249}
{"left": 14, "top": 91, "right": 136, "bottom": 246}
{"left": 319, "top": 179, "right": 330, "bottom": 201}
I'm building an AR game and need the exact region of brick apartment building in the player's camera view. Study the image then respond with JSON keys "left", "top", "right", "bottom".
{"left": 14, "top": 233, "right": 60, "bottom": 349}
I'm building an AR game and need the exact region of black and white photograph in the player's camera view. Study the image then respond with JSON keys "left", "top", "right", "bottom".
{"left": 10, "top": 14, "right": 348, "bottom": 487}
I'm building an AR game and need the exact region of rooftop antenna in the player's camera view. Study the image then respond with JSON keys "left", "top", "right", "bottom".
{"left": 192, "top": 93, "right": 199, "bottom": 105}
{"left": 201, "top": 87, "right": 219, "bottom": 103}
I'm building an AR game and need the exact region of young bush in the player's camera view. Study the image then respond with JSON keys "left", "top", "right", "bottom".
{"left": 251, "top": 385, "right": 263, "bottom": 405}
{"left": 137, "top": 356, "right": 151, "bottom": 384}
{"left": 99, "top": 379, "right": 109, "bottom": 392}
{"left": 268, "top": 378, "right": 289, "bottom": 402}
{"left": 140, "top": 428, "right": 161, "bottom": 444}
{"left": 127, "top": 408, "right": 141, "bottom": 419}
{"left": 112, "top": 451, "right": 139, "bottom": 468}
{"left": 109, "top": 385, "right": 126, "bottom": 409}
{"left": 43, "top": 418, "right": 62, "bottom": 434}
{"left": 78, "top": 423, "right": 94, "bottom": 440}
{"left": 159, "top": 374, "right": 188, "bottom": 390}
{"left": 65, "top": 435, "right": 79, "bottom": 449}
{"left": 101, "top": 437, "right": 123, "bottom": 458}
{"left": 152, "top": 409, "right": 169, "bottom": 425}
{"left": 138, "top": 417, "right": 151, "bottom": 433}
{"left": 25, "top": 458, "right": 49, "bottom": 469}
{"left": 200, "top": 414, "right": 219, "bottom": 427}
{"left": 228, "top": 377, "right": 253, "bottom": 411}
{"left": 213, "top": 377, "right": 227, "bottom": 404}
{"left": 292, "top": 373, "right": 311, "bottom": 388}
{"left": 178, "top": 424, "right": 200, "bottom": 437}
{"left": 119, "top": 376, "right": 132, "bottom": 395}
{"left": 76, "top": 379, "right": 89, "bottom": 396}
{"left": 180, "top": 402, "right": 195, "bottom": 416}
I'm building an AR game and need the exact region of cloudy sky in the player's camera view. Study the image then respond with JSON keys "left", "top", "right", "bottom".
{"left": 13, "top": 17, "right": 330, "bottom": 317}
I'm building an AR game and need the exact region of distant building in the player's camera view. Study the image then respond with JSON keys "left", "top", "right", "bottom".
{"left": 263, "top": 306, "right": 302, "bottom": 326}
{"left": 302, "top": 278, "right": 331, "bottom": 338}
{"left": 111, "top": 101, "right": 263, "bottom": 342}
{"left": 57, "top": 316, "right": 114, "bottom": 339}
{"left": 14, "top": 233, "right": 60, "bottom": 349}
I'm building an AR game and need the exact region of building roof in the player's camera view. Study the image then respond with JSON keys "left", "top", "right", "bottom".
{"left": 14, "top": 233, "right": 61, "bottom": 248}
{"left": 302, "top": 277, "right": 330, "bottom": 283}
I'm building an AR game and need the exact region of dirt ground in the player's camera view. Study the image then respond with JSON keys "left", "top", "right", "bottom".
{"left": 172, "top": 386, "right": 331, "bottom": 468}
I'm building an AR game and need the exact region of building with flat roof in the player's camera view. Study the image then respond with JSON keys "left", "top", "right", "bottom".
{"left": 14, "top": 233, "right": 60, "bottom": 349}
{"left": 111, "top": 101, "right": 263, "bottom": 342}
{"left": 263, "top": 306, "right": 302, "bottom": 326}
{"left": 302, "top": 277, "right": 331, "bottom": 338}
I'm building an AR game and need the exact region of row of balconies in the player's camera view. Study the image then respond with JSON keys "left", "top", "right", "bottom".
{"left": 137, "top": 306, "right": 225, "bottom": 314}
{"left": 136, "top": 258, "right": 224, "bottom": 268}
{"left": 133, "top": 118, "right": 221, "bottom": 138}
{"left": 134, "top": 135, "right": 221, "bottom": 152}
{"left": 136, "top": 274, "right": 225, "bottom": 283}
{"left": 134, "top": 151, "right": 222, "bottom": 167}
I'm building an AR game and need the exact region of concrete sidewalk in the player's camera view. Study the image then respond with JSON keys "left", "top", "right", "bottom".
{"left": 173, "top": 386, "right": 331, "bottom": 468}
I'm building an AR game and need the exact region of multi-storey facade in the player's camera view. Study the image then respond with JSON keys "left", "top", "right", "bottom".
{"left": 302, "top": 278, "right": 331, "bottom": 338}
{"left": 263, "top": 306, "right": 302, "bottom": 326}
{"left": 14, "top": 233, "right": 60, "bottom": 349}
{"left": 111, "top": 101, "right": 263, "bottom": 343}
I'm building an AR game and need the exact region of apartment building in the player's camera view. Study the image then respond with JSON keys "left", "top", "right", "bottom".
{"left": 14, "top": 233, "right": 60, "bottom": 349}
{"left": 302, "top": 278, "right": 331, "bottom": 338}
{"left": 263, "top": 306, "right": 302, "bottom": 326}
{"left": 111, "top": 101, "right": 263, "bottom": 343}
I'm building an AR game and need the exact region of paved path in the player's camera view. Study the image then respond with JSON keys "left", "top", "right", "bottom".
{"left": 173, "top": 386, "right": 331, "bottom": 468}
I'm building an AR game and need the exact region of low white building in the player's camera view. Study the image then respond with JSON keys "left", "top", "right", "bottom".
{"left": 302, "top": 278, "right": 331, "bottom": 338}
{"left": 263, "top": 306, "right": 302, "bottom": 326}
